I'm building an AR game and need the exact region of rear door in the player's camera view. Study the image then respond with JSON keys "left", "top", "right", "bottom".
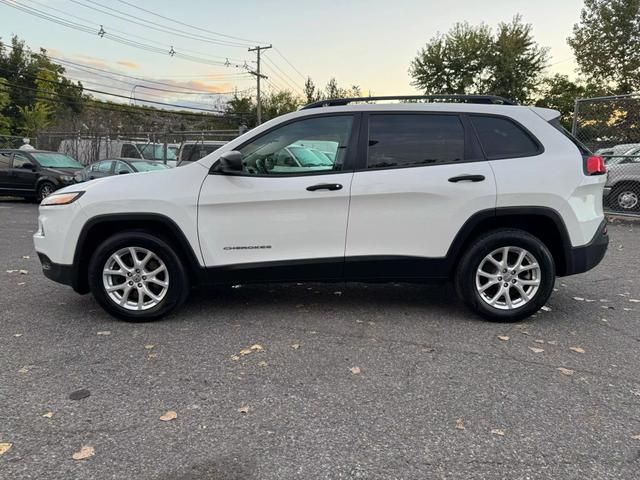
{"left": 345, "top": 112, "right": 497, "bottom": 279}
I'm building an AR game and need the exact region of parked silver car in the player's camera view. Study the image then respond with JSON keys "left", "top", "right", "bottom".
{"left": 604, "top": 147, "right": 640, "bottom": 211}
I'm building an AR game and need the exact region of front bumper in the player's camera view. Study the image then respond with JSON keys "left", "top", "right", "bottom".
{"left": 562, "top": 220, "right": 609, "bottom": 276}
{"left": 37, "top": 253, "right": 75, "bottom": 287}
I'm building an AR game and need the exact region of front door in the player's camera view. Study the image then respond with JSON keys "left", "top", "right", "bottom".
{"left": 11, "top": 152, "right": 39, "bottom": 192}
{"left": 198, "top": 114, "right": 359, "bottom": 282}
{"left": 345, "top": 112, "right": 497, "bottom": 279}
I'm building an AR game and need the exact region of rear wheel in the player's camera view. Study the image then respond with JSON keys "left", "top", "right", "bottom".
{"left": 88, "top": 231, "right": 190, "bottom": 321}
{"left": 455, "top": 229, "right": 555, "bottom": 322}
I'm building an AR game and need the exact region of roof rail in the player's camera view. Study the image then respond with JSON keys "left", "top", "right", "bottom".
{"left": 301, "top": 95, "right": 517, "bottom": 109}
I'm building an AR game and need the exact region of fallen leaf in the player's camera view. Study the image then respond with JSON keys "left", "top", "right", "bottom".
{"left": 569, "top": 347, "right": 585, "bottom": 354}
{"left": 541, "top": 305, "right": 552, "bottom": 312}
{"left": 18, "top": 270, "right": 28, "bottom": 275}
{"left": 455, "top": 418, "right": 465, "bottom": 430}
{"left": 0, "top": 443, "right": 12, "bottom": 455}
{"left": 69, "top": 389, "right": 91, "bottom": 401}
{"left": 13, "top": 333, "right": 22, "bottom": 337}
{"left": 144, "top": 344, "right": 155, "bottom": 350}
{"left": 534, "top": 339, "right": 545, "bottom": 344}
{"left": 239, "top": 348, "right": 252, "bottom": 356}
{"left": 557, "top": 367, "right": 575, "bottom": 376}
{"left": 147, "top": 353, "right": 157, "bottom": 359}
{"left": 250, "top": 344, "right": 264, "bottom": 352}
{"left": 97, "top": 331, "right": 111, "bottom": 336}
{"left": 257, "top": 361, "right": 268, "bottom": 367}
{"left": 355, "top": 319, "right": 364, "bottom": 324}
{"left": 237, "top": 405, "right": 250, "bottom": 414}
{"left": 491, "top": 429, "right": 505, "bottom": 436}
{"left": 585, "top": 299, "right": 595, "bottom": 303}
{"left": 599, "top": 299, "right": 609, "bottom": 303}
{"left": 497, "top": 335, "right": 509, "bottom": 341}
{"left": 632, "top": 434, "right": 640, "bottom": 440}
{"left": 529, "top": 347, "right": 544, "bottom": 353}
{"left": 42, "top": 411, "right": 54, "bottom": 418}
{"left": 350, "top": 366, "right": 361, "bottom": 375}
{"left": 22, "top": 255, "right": 30, "bottom": 259}
{"left": 333, "top": 291, "right": 342, "bottom": 296}
{"left": 159, "top": 410, "right": 177, "bottom": 422}
{"left": 291, "top": 343, "right": 301, "bottom": 350}
{"left": 572, "top": 297, "right": 584, "bottom": 301}
{"left": 230, "top": 355, "right": 240, "bottom": 361}
{"left": 6, "top": 269, "right": 17, "bottom": 273}
{"left": 547, "top": 340, "right": 558, "bottom": 345}
{"left": 72, "top": 445, "right": 94, "bottom": 461}
{"left": 629, "top": 299, "right": 640, "bottom": 303}
{"left": 18, "top": 365, "right": 33, "bottom": 373}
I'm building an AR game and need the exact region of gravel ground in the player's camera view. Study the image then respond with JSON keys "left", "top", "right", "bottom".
{"left": 1, "top": 200, "right": 639, "bottom": 479}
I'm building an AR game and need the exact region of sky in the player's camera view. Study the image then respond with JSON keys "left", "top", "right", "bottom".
{"left": 0, "top": 0, "right": 585, "bottom": 109}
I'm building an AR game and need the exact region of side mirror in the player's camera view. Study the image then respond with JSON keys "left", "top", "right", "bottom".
{"left": 22, "top": 163, "right": 35, "bottom": 170}
{"left": 119, "top": 170, "right": 130, "bottom": 175}
{"left": 215, "top": 151, "right": 243, "bottom": 173}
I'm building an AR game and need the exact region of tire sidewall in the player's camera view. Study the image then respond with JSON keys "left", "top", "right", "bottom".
{"left": 456, "top": 230, "right": 555, "bottom": 322}
{"left": 88, "top": 232, "right": 188, "bottom": 321}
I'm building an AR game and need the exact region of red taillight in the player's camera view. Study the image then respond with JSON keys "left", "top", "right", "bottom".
{"left": 586, "top": 155, "right": 606, "bottom": 175}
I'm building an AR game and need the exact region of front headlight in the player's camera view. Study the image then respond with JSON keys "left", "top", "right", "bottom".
{"left": 40, "top": 191, "right": 85, "bottom": 206}
{"left": 60, "top": 175, "right": 75, "bottom": 183}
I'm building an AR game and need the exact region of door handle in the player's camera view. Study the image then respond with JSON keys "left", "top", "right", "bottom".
{"left": 448, "top": 174, "right": 485, "bottom": 183}
{"left": 306, "top": 183, "right": 343, "bottom": 191}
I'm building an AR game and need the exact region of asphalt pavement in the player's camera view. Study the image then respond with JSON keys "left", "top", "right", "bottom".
{"left": 1, "top": 200, "right": 639, "bottom": 479}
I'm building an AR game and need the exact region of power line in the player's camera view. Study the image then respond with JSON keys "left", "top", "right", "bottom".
{"left": 114, "top": 0, "right": 266, "bottom": 46}
{"left": 72, "top": 0, "right": 253, "bottom": 49}
{"left": 0, "top": 42, "right": 253, "bottom": 94}
{"left": 0, "top": 0, "right": 253, "bottom": 69}
{"left": 274, "top": 47, "right": 307, "bottom": 81}
{"left": 262, "top": 55, "right": 305, "bottom": 94}
{"left": 0, "top": 73, "right": 228, "bottom": 113}
{"left": 22, "top": 0, "right": 250, "bottom": 63}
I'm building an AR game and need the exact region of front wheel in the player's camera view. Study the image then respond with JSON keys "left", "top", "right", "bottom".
{"left": 88, "top": 232, "right": 190, "bottom": 321}
{"left": 37, "top": 182, "right": 55, "bottom": 202}
{"left": 455, "top": 229, "right": 555, "bottom": 322}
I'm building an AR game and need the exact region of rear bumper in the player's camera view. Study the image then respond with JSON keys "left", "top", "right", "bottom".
{"left": 562, "top": 220, "right": 608, "bottom": 276}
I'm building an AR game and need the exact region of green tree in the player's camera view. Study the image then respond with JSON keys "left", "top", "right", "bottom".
{"left": 261, "top": 90, "right": 301, "bottom": 121}
{"left": 304, "top": 77, "right": 320, "bottom": 104}
{"left": 0, "top": 78, "right": 10, "bottom": 136}
{"left": 409, "top": 16, "right": 548, "bottom": 103}
{"left": 568, "top": 0, "right": 640, "bottom": 94}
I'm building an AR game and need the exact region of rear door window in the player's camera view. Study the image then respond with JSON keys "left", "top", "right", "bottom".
{"left": 470, "top": 115, "right": 541, "bottom": 159}
{"left": 367, "top": 114, "right": 466, "bottom": 169}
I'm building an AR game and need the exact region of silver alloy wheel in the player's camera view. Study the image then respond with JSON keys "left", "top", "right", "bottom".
{"left": 475, "top": 246, "right": 541, "bottom": 310}
{"left": 102, "top": 247, "right": 169, "bottom": 311}
{"left": 617, "top": 190, "right": 638, "bottom": 210}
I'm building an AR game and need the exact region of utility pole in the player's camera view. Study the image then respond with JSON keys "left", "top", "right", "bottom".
{"left": 248, "top": 44, "right": 272, "bottom": 125}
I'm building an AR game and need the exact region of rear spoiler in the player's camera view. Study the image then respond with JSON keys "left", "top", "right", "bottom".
{"left": 529, "top": 106, "right": 561, "bottom": 122}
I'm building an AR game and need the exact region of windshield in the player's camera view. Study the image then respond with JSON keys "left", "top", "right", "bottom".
{"left": 136, "top": 143, "right": 177, "bottom": 161}
{"left": 288, "top": 146, "right": 334, "bottom": 166}
{"left": 131, "top": 161, "right": 170, "bottom": 172}
{"left": 31, "top": 152, "right": 83, "bottom": 169}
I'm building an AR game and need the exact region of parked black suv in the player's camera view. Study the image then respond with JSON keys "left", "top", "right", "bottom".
{"left": 0, "top": 150, "right": 83, "bottom": 201}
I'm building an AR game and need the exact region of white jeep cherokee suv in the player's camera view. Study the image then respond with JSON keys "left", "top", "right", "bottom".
{"left": 34, "top": 95, "right": 609, "bottom": 322}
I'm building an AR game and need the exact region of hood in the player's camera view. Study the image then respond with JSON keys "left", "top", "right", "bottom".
{"left": 42, "top": 167, "right": 82, "bottom": 176}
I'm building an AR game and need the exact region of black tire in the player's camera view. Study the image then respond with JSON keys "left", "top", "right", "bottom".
{"left": 88, "top": 231, "right": 190, "bottom": 322}
{"left": 609, "top": 183, "right": 640, "bottom": 212}
{"left": 37, "top": 181, "right": 56, "bottom": 202}
{"left": 455, "top": 229, "right": 555, "bottom": 322}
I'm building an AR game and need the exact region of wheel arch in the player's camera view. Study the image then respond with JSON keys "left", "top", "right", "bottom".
{"left": 447, "top": 207, "right": 572, "bottom": 276}
{"left": 71, "top": 213, "right": 203, "bottom": 294}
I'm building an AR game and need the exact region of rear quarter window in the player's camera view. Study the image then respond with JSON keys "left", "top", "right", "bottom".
{"left": 470, "top": 115, "right": 542, "bottom": 160}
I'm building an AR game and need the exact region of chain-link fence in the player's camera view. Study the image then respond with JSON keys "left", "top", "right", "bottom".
{"left": 573, "top": 94, "right": 640, "bottom": 215}
{"left": 30, "top": 129, "right": 242, "bottom": 166}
